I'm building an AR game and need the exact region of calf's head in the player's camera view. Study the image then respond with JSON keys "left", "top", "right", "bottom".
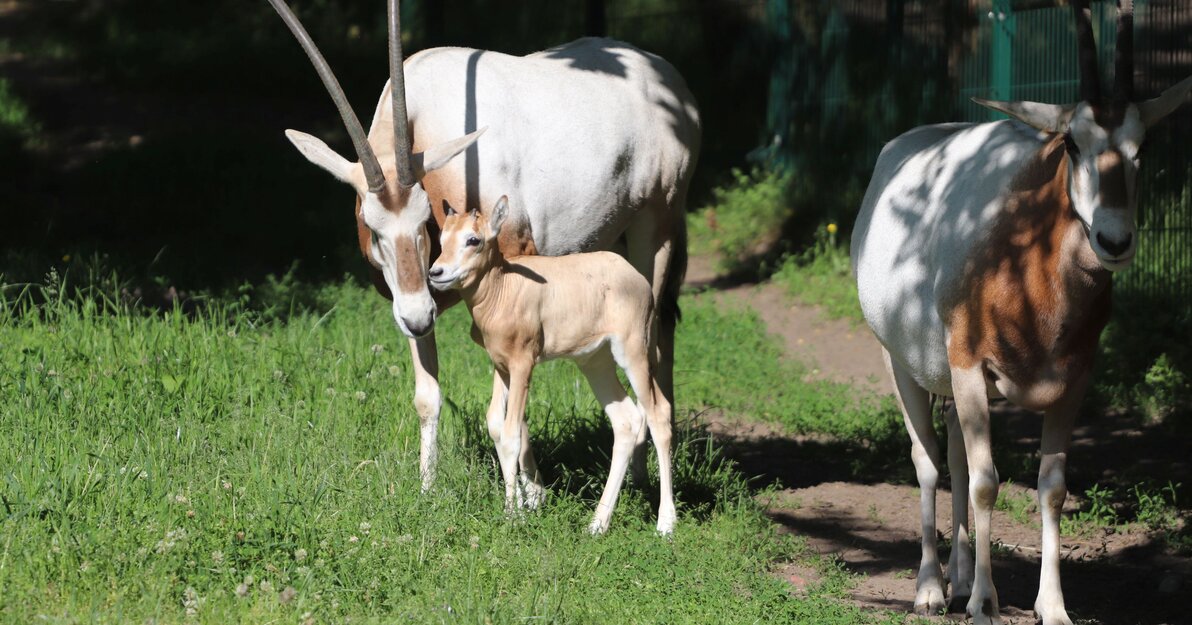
{"left": 428, "top": 196, "right": 509, "bottom": 292}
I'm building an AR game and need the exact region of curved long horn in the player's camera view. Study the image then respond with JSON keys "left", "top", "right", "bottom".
{"left": 1072, "top": 0, "right": 1102, "bottom": 103}
{"left": 267, "top": 0, "right": 386, "bottom": 192}
{"left": 389, "top": 0, "right": 416, "bottom": 188}
{"left": 1114, "top": 0, "right": 1134, "bottom": 103}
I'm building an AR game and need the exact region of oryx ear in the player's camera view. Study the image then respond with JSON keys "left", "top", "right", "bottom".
{"left": 1139, "top": 75, "right": 1192, "bottom": 128}
{"left": 411, "top": 126, "right": 488, "bottom": 179}
{"left": 487, "top": 195, "right": 509, "bottom": 240}
{"left": 972, "top": 98, "right": 1077, "bottom": 133}
{"left": 285, "top": 129, "right": 366, "bottom": 192}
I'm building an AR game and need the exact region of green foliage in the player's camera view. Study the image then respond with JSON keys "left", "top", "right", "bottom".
{"left": 1061, "top": 484, "right": 1120, "bottom": 537}
{"left": 0, "top": 78, "right": 39, "bottom": 141}
{"left": 1093, "top": 298, "right": 1192, "bottom": 424}
{"left": 1132, "top": 482, "right": 1180, "bottom": 534}
{"left": 1139, "top": 354, "right": 1191, "bottom": 422}
{"left": 993, "top": 481, "right": 1037, "bottom": 527}
{"left": 0, "top": 273, "right": 906, "bottom": 624}
{"left": 687, "top": 168, "right": 793, "bottom": 269}
{"left": 772, "top": 225, "right": 863, "bottom": 323}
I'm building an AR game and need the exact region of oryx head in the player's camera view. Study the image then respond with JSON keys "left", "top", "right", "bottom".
{"left": 427, "top": 196, "right": 509, "bottom": 293}
{"left": 974, "top": 0, "right": 1192, "bottom": 272}
{"left": 268, "top": 0, "right": 483, "bottom": 337}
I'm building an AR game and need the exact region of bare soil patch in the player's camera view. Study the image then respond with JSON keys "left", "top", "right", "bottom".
{"left": 685, "top": 256, "right": 1192, "bottom": 625}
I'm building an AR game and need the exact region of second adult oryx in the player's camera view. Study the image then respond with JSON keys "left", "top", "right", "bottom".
{"left": 265, "top": 0, "right": 701, "bottom": 492}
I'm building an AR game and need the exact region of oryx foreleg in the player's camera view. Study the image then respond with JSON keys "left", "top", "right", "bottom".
{"left": 1035, "top": 387, "right": 1083, "bottom": 625}
{"left": 410, "top": 333, "right": 441, "bottom": 492}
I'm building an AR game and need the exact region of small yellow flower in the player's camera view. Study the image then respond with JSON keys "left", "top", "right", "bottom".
{"left": 61, "top": 254, "right": 72, "bottom": 263}
{"left": 826, "top": 223, "right": 838, "bottom": 235}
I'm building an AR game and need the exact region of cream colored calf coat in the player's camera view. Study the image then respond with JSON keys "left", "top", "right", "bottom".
{"left": 430, "top": 200, "right": 675, "bottom": 534}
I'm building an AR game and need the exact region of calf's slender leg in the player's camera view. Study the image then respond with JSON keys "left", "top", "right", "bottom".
{"left": 496, "top": 362, "right": 533, "bottom": 512}
{"left": 619, "top": 340, "right": 675, "bottom": 535}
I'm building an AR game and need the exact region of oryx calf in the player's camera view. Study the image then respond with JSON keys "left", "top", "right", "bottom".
{"left": 851, "top": 1, "right": 1191, "bottom": 623}
{"left": 429, "top": 196, "right": 675, "bottom": 535}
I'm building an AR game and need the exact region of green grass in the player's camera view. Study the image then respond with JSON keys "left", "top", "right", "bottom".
{"left": 771, "top": 229, "right": 863, "bottom": 324}
{"left": 0, "top": 277, "right": 906, "bottom": 624}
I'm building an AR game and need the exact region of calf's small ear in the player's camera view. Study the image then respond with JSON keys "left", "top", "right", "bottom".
{"left": 488, "top": 196, "right": 509, "bottom": 239}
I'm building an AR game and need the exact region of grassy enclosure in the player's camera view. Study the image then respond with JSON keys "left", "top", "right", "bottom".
{"left": 0, "top": 276, "right": 910, "bottom": 624}
{"left": 4, "top": 0, "right": 1192, "bottom": 622}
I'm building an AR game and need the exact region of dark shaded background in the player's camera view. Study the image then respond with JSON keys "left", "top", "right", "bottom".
{"left": 0, "top": 0, "right": 1188, "bottom": 297}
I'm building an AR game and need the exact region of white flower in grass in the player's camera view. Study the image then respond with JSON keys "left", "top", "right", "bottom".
{"left": 348, "top": 535, "right": 359, "bottom": 544}
{"left": 294, "top": 548, "right": 307, "bottom": 562}
{"left": 279, "top": 586, "right": 297, "bottom": 604}
{"left": 273, "top": 370, "right": 286, "bottom": 382}
{"left": 359, "top": 521, "right": 371, "bottom": 535}
{"left": 325, "top": 387, "right": 337, "bottom": 398}
{"left": 388, "top": 365, "right": 400, "bottom": 377}
{"left": 227, "top": 329, "right": 237, "bottom": 338}
{"left": 355, "top": 391, "right": 367, "bottom": 402}
{"left": 259, "top": 579, "right": 274, "bottom": 594}
{"left": 174, "top": 493, "right": 188, "bottom": 504}
{"left": 234, "top": 583, "right": 249, "bottom": 598}
{"left": 371, "top": 344, "right": 384, "bottom": 354}
{"left": 211, "top": 550, "right": 224, "bottom": 564}
{"left": 221, "top": 480, "right": 232, "bottom": 491}
{"left": 138, "top": 470, "right": 148, "bottom": 480}
{"left": 183, "top": 586, "right": 200, "bottom": 616}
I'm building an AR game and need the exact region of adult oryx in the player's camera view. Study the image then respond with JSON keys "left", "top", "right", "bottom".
{"left": 851, "top": 1, "right": 1191, "bottom": 623}
{"left": 266, "top": 1, "right": 700, "bottom": 492}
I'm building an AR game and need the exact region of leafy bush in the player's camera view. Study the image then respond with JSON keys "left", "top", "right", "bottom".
{"left": 687, "top": 167, "right": 792, "bottom": 270}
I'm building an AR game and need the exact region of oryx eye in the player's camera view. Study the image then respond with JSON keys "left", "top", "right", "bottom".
{"left": 1062, "top": 133, "right": 1080, "bottom": 157}
{"left": 466, "top": 236, "right": 482, "bottom": 247}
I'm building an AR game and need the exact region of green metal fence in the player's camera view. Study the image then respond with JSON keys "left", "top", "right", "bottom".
{"left": 769, "top": 0, "right": 1190, "bottom": 308}
{"left": 956, "top": 0, "right": 1192, "bottom": 306}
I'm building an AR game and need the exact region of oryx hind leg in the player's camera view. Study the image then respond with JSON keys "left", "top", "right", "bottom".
{"left": 945, "top": 403, "right": 975, "bottom": 611}
{"left": 883, "top": 348, "right": 947, "bottom": 616}
{"left": 624, "top": 195, "right": 686, "bottom": 406}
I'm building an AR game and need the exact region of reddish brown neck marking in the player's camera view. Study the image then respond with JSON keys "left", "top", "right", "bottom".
{"left": 947, "top": 136, "right": 1112, "bottom": 397}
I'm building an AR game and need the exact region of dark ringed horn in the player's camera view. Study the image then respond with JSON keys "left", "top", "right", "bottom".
{"left": 1114, "top": 0, "right": 1134, "bottom": 103}
{"left": 267, "top": 0, "right": 386, "bottom": 192}
{"left": 1072, "top": 0, "right": 1102, "bottom": 103}
{"left": 389, "top": 0, "right": 416, "bottom": 188}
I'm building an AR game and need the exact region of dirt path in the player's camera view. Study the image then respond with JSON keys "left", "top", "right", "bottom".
{"left": 684, "top": 255, "right": 1192, "bottom": 625}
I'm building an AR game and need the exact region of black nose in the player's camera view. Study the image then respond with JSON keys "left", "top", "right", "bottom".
{"left": 1096, "top": 231, "right": 1133, "bottom": 257}
{"left": 428, "top": 266, "right": 444, "bottom": 279}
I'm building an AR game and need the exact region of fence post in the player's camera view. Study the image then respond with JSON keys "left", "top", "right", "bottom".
{"left": 765, "top": 0, "right": 793, "bottom": 168}
{"left": 989, "top": 0, "right": 1016, "bottom": 117}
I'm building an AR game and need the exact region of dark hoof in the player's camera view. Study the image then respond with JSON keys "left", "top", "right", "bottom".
{"left": 948, "top": 594, "right": 971, "bottom": 614}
